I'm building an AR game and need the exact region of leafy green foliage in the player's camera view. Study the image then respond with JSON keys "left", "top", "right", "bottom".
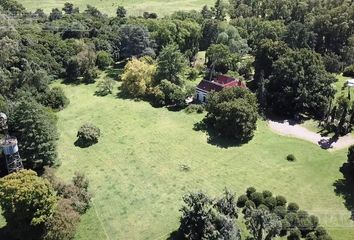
{"left": 156, "top": 44, "right": 187, "bottom": 85}
{"left": 76, "top": 123, "right": 100, "bottom": 147}
{"left": 268, "top": 48, "right": 336, "bottom": 118}
{"left": 205, "top": 87, "right": 258, "bottom": 143}
{"left": 43, "top": 199, "right": 80, "bottom": 240}
{"left": 41, "top": 87, "right": 70, "bottom": 110}
{"left": 96, "top": 51, "right": 113, "bottom": 70}
{"left": 9, "top": 100, "right": 58, "bottom": 170}
{"left": 0, "top": 170, "right": 57, "bottom": 239}
{"left": 178, "top": 191, "right": 240, "bottom": 240}
{"left": 121, "top": 57, "right": 156, "bottom": 98}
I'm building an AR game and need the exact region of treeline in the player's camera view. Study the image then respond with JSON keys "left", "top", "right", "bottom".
{"left": 176, "top": 187, "right": 332, "bottom": 240}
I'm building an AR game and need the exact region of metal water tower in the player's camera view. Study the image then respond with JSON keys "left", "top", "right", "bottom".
{"left": 0, "top": 112, "right": 23, "bottom": 173}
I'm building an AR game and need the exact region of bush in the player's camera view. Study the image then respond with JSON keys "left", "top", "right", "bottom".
{"left": 262, "top": 190, "right": 273, "bottom": 198}
{"left": 286, "top": 154, "right": 296, "bottom": 162}
{"left": 95, "top": 78, "right": 115, "bottom": 96}
{"left": 287, "top": 202, "right": 300, "bottom": 213}
{"left": 343, "top": 64, "right": 354, "bottom": 77}
{"left": 187, "top": 68, "right": 199, "bottom": 80}
{"left": 264, "top": 196, "right": 277, "bottom": 210}
{"left": 274, "top": 206, "right": 287, "bottom": 218}
{"left": 246, "top": 187, "right": 256, "bottom": 197}
{"left": 96, "top": 51, "right": 113, "bottom": 70}
{"left": 76, "top": 123, "right": 100, "bottom": 147}
{"left": 276, "top": 195, "right": 287, "bottom": 206}
{"left": 288, "top": 228, "right": 301, "bottom": 240}
{"left": 184, "top": 104, "right": 204, "bottom": 114}
{"left": 43, "top": 198, "right": 80, "bottom": 240}
{"left": 42, "top": 87, "right": 70, "bottom": 110}
{"left": 250, "top": 192, "right": 264, "bottom": 207}
{"left": 146, "top": 86, "right": 165, "bottom": 107}
{"left": 236, "top": 194, "right": 248, "bottom": 208}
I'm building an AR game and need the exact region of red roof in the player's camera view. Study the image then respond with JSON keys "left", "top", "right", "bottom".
{"left": 196, "top": 75, "right": 246, "bottom": 93}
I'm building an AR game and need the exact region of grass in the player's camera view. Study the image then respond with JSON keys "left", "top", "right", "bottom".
{"left": 21, "top": 0, "right": 214, "bottom": 16}
{"left": 47, "top": 77, "right": 354, "bottom": 240}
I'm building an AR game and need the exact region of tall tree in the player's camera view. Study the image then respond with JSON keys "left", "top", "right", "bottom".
{"left": 267, "top": 48, "right": 336, "bottom": 118}
{"left": 156, "top": 44, "right": 187, "bottom": 85}
{"left": 9, "top": 100, "right": 58, "bottom": 170}
{"left": 244, "top": 208, "right": 282, "bottom": 240}
{"left": 0, "top": 170, "right": 57, "bottom": 239}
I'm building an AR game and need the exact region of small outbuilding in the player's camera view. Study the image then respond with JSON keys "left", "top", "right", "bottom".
{"left": 195, "top": 75, "right": 246, "bottom": 103}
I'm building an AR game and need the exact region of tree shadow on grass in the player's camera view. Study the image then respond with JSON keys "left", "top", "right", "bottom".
{"left": 193, "top": 121, "right": 243, "bottom": 149}
{"left": 74, "top": 138, "right": 96, "bottom": 148}
{"left": 0, "top": 226, "right": 15, "bottom": 240}
{"left": 165, "top": 229, "right": 183, "bottom": 240}
{"left": 333, "top": 163, "right": 354, "bottom": 220}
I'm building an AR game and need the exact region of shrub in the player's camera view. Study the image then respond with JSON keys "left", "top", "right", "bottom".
{"left": 147, "top": 86, "right": 165, "bottom": 107}
{"left": 250, "top": 192, "right": 264, "bottom": 207}
{"left": 274, "top": 206, "right": 287, "bottom": 218}
{"left": 263, "top": 190, "right": 273, "bottom": 198}
{"left": 244, "top": 200, "right": 256, "bottom": 209}
{"left": 246, "top": 187, "right": 256, "bottom": 197}
{"left": 276, "top": 195, "right": 287, "bottom": 206}
{"left": 287, "top": 202, "right": 300, "bottom": 213}
{"left": 187, "top": 68, "right": 199, "bottom": 80}
{"left": 96, "top": 51, "right": 113, "bottom": 70}
{"left": 286, "top": 154, "right": 296, "bottom": 161}
{"left": 288, "top": 228, "right": 301, "bottom": 240}
{"left": 236, "top": 194, "right": 248, "bottom": 208}
{"left": 184, "top": 104, "right": 204, "bottom": 114}
{"left": 264, "top": 196, "right": 277, "bottom": 210}
{"left": 76, "top": 123, "right": 100, "bottom": 147}
{"left": 43, "top": 198, "right": 80, "bottom": 240}
{"left": 95, "top": 78, "right": 115, "bottom": 96}
{"left": 42, "top": 87, "right": 70, "bottom": 110}
{"left": 343, "top": 64, "right": 354, "bottom": 77}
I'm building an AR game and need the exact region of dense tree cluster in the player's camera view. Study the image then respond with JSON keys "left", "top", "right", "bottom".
{"left": 177, "top": 187, "right": 332, "bottom": 240}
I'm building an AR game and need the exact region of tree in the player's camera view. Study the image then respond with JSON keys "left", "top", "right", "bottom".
{"left": 267, "top": 48, "right": 336, "bottom": 118}
{"left": 205, "top": 87, "right": 258, "bottom": 143}
{"left": 76, "top": 123, "right": 100, "bottom": 147}
{"left": 178, "top": 191, "right": 240, "bottom": 240}
{"left": 96, "top": 77, "right": 115, "bottom": 96}
{"left": 205, "top": 43, "right": 237, "bottom": 75}
{"left": 0, "top": 170, "right": 57, "bottom": 239}
{"left": 119, "top": 25, "right": 155, "bottom": 59}
{"left": 62, "top": 2, "right": 74, "bottom": 14}
{"left": 244, "top": 208, "right": 282, "bottom": 240}
{"left": 49, "top": 8, "right": 63, "bottom": 21}
{"left": 41, "top": 87, "right": 70, "bottom": 110}
{"left": 43, "top": 199, "right": 80, "bottom": 240}
{"left": 201, "top": 5, "right": 214, "bottom": 19}
{"left": 253, "top": 39, "right": 289, "bottom": 86}
{"left": 9, "top": 100, "right": 58, "bottom": 170}
{"left": 121, "top": 57, "right": 157, "bottom": 97}
{"left": 156, "top": 44, "right": 187, "bottom": 85}
{"left": 96, "top": 51, "right": 113, "bottom": 70}
{"left": 213, "top": 0, "right": 227, "bottom": 21}
{"left": 116, "top": 6, "right": 127, "bottom": 18}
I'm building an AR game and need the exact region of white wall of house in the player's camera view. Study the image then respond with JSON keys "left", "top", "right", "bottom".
{"left": 195, "top": 89, "right": 208, "bottom": 102}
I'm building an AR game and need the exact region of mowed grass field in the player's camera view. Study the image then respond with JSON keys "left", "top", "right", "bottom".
{"left": 21, "top": 0, "right": 214, "bottom": 16}
{"left": 48, "top": 78, "right": 354, "bottom": 240}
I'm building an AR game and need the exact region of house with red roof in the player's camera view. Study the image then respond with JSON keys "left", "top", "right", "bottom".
{"left": 195, "top": 75, "right": 246, "bottom": 103}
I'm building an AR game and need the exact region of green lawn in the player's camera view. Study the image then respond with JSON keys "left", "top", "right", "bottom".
{"left": 48, "top": 79, "right": 354, "bottom": 240}
{"left": 21, "top": 0, "right": 214, "bottom": 16}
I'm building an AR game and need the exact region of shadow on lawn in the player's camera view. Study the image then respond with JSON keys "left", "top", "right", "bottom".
{"left": 193, "top": 121, "right": 243, "bottom": 149}
{"left": 333, "top": 162, "right": 354, "bottom": 220}
{"left": 0, "top": 226, "right": 15, "bottom": 240}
